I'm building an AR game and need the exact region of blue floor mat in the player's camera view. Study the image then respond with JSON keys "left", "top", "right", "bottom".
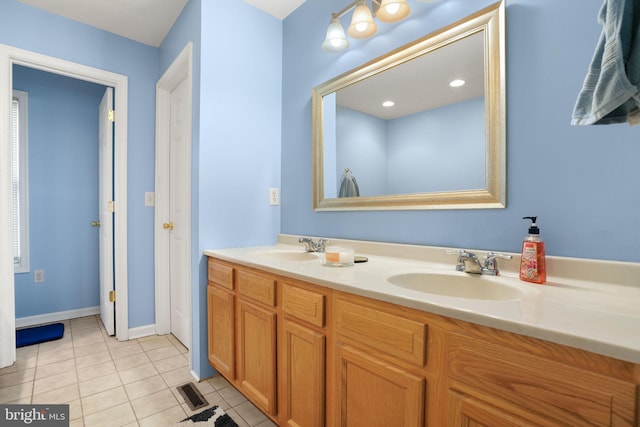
{"left": 16, "top": 323, "right": 65, "bottom": 348}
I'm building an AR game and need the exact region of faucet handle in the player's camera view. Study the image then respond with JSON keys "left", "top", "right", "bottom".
{"left": 483, "top": 252, "right": 513, "bottom": 275}
{"left": 446, "top": 249, "right": 470, "bottom": 271}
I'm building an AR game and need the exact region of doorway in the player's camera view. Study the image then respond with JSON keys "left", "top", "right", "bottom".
{"left": 0, "top": 44, "right": 129, "bottom": 369}
{"left": 154, "top": 43, "right": 193, "bottom": 350}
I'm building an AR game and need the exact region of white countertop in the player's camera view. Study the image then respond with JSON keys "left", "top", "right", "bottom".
{"left": 204, "top": 235, "right": 640, "bottom": 364}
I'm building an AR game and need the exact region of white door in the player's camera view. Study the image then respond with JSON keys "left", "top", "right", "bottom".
{"left": 167, "top": 77, "right": 191, "bottom": 347}
{"left": 99, "top": 87, "right": 115, "bottom": 336}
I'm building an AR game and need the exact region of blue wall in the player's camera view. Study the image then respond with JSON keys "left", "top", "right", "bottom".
{"left": 281, "top": 0, "right": 640, "bottom": 263}
{"left": 335, "top": 97, "right": 484, "bottom": 196}
{"left": 2, "top": 0, "right": 160, "bottom": 328}
{"left": 160, "top": 0, "right": 283, "bottom": 378}
{"left": 13, "top": 65, "right": 106, "bottom": 318}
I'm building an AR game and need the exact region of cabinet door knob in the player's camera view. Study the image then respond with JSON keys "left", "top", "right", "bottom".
{"left": 163, "top": 222, "right": 174, "bottom": 230}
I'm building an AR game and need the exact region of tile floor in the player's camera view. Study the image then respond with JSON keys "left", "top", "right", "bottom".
{"left": 0, "top": 316, "right": 277, "bottom": 427}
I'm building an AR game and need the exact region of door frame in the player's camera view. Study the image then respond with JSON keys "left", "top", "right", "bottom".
{"left": 154, "top": 42, "right": 192, "bottom": 349}
{"left": 0, "top": 44, "right": 129, "bottom": 367}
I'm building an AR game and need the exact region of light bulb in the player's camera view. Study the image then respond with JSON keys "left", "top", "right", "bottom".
{"left": 348, "top": 0, "right": 377, "bottom": 38}
{"left": 376, "top": 0, "right": 410, "bottom": 23}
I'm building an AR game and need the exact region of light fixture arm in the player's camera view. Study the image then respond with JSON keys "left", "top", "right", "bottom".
{"left": 333, "top": 0, "right": 382, "bottom": 19}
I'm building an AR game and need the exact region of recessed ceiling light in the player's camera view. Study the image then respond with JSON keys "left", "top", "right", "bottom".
{"left": 449, "top": 79, "right": 466, "bottom": 88}
{"left": 382, "top": 100, "right": 395, "bottom": 107}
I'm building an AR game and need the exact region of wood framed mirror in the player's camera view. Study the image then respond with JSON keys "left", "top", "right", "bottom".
{"left": 313, "top": 1, "right": 505, "bottom": 211}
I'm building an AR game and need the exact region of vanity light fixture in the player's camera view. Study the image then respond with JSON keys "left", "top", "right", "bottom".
{"left": 323, "top": 0, "right": 428, "bottom": 52}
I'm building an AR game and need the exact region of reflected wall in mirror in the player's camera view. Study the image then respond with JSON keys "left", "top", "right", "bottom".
{"left": 313, "top": 1, "right": 505, "bottom": 211}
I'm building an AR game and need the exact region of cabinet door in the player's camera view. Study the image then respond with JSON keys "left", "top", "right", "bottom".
{"left": 448, "top": 390, "right": 539, "bottom": 427}
{"left": 335, "top": 345, "right": 424, "bottom": 427}
{"left": 207, "top": 285, "right": 235, "bottom": 379}
{"left": 237, "top": 299, "right": 277, "bottom": 415}
{"left": 281, "top": 319, "right": 325, "bottom": 427}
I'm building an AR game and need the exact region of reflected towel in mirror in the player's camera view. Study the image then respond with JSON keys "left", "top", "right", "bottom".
{"left": 339, "top": 168, "right": 360, "bottom": 197}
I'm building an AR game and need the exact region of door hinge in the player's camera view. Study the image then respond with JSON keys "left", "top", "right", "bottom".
{"left": 108, "top": 200, "right": 115, "bottom": 213}
{"left": 108, "top": 109, "right": 115, "bottom": 122}
{"left": 109, "top": 290, "right": 116, "bottom": 302}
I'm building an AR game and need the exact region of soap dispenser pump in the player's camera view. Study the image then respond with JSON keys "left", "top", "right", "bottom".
{"left": 519, "top": 216, "right": 546, "bottom": 284}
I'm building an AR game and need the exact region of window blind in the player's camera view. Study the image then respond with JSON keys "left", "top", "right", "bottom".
{"left": 11, "top": 97, "right": 21, "bottom": 265}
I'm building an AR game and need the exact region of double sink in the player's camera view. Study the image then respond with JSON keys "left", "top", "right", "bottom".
{"left": 253, "top": 249, "right": 523, "bottom": 301}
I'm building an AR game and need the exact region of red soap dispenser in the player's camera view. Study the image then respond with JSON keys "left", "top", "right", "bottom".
{"left": 519, "top": 216, "right": 546, "bottom": 284}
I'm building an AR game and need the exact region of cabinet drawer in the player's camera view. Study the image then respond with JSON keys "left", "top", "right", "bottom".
{"left": 282, "top": 283, "right": 325, "bottom": 328}
{"left": 208, "top": 259, "right": 234, "bottom": 290}
{"left": 237, "top": 270, "right": 276, "bottom": 307}
{"left": 335, "top": 297, "right": 427, "bottom": 366}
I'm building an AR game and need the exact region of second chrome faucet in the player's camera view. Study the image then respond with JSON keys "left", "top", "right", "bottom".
{"left": 447, "top": 249, "right": 512, "bottom": 275}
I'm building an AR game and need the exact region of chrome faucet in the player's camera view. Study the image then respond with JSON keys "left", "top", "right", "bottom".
{"left": 446, "top": 249, "right": 512, "bottom": 275}
{"left": 298, "top": 237, "right": 329, "bottom": 253}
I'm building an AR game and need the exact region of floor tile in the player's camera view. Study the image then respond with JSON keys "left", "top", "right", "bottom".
{"left": 146, "top": 344, "right": 180, "bottom": 362}
{"left": 123, "top": 375, "right": 167, "bottom": 401}
{"left": 79, "top": 372, "right": 122, "bottom": 397}
{"left": 33, "top": 370, "right": 78, "bottom": 396}
{"left": 113, "top": 353, "right": 150, "bottom": 372}
{"left": 74, "top": 341, "right": 108, "bottom": 358}
{"left": 130, "top": 388, "right": 180, "bottom": 420}
{"left": 83, "top": 402, "right": 136, "bottom": 427}
{"left": 35, "top": 359, "right": 75, "bottom": 380}
{"left": 0, "top": 367, "right": 35, "bottom": 387}
{"left": 160, "top": 366, "right": 193, "bottom": 388}
{"left": 0, "top": 382, "right": 33, "bottom": 403}
{"left": 75, "top": 350, "right": 111, "bottom": 369}
{"left": 234, "top": 401, "right": 270, "bottom": 426}
{"left": 118, "top": 362, "right": 158, "bottom": 385}
{"left": 138, "top": 405, "right": 187, "bottom": 427}
{"left": 81, "top": 386, "right": 129, "bottom": 416}
{"left": 138, "top": 336, "right": 172, "bottom": 352}
{"left": 32, "top": 383, "right": 79, "bottom": 404}
{"left": 77, "top": 360, "right": 116, "bottom": 383}
{"left": 151, "top": 354, "right": 188, "bottom": 373}
{"left": 2, "top": 316, "right": 269, "bottom": 427}
{"left": 37, "top": 347, "right": 75, "bottom": 366}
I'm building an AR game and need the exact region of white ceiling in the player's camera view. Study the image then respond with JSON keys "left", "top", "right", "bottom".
{"left": 17, "top": 0, "right": 305, "bottom": 47}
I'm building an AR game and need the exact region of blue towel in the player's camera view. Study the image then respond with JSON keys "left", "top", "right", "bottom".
{"left": 571, "top": 0, "right": 640, "bottom": 125}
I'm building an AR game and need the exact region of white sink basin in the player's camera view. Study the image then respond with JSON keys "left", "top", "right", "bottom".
{"left": 254, "top": 250, "right": 319, "bottom": 261}
{"left": 388, "top": 272, "right": 523, "bottom": 300}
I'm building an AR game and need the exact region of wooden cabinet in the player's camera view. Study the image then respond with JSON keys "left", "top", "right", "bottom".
{"left": 235, "top": 269, "right": 278, "bottom": 416}
{"left": 207, "top": 260, "right": 235, "bottom": 379}
{"left": 446, "top": 332, "right": 639, "bottom": 426}
{"left": 207, "top": 285, "right": 235, "bottom": 378}
{"left": 280, "top": 282, "right": 328, "bottom": 427}
{"left": 333, "top": 295, "right": 427, "bottom": 427}
{"left": 206, "top": 256, "right": 640, "bottom": 427}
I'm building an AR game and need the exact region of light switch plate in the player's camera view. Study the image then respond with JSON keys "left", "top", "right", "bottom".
{"left": 269, "top": 188, "right": 280, "bottom": 206}
{"left": 145, "top": 192, "right": 155, "bottom": 207}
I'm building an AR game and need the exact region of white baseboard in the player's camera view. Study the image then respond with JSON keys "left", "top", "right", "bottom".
{"left": 128, "top": 324, "right": 156, "bottom": 340}
{"left": 15, "top": 306, "right": 100, "bottom": 328}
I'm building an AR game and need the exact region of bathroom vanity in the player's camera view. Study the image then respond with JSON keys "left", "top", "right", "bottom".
{"left": 205, "top": 236, "right": 640, "bottom": 426}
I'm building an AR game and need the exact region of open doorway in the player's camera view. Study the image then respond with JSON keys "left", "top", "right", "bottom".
{"left": 0, "top": 44, "right": 129, "bottom": 369}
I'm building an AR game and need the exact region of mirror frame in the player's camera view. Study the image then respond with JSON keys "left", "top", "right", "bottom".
{"left": 313, "top": 1, "right": 505, "bottom": 211}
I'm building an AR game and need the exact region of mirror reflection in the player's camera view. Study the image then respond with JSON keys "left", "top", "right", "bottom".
{"left": 313, "top": 2, "right": 505, "bottom": 210}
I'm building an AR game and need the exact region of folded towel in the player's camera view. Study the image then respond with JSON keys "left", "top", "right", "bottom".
{"left": 571, "top": 0, "right": 640, "bottom": 125}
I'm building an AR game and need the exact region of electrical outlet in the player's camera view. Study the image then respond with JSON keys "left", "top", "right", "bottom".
{"left": 34, "top": 270, "right": 44, "bottom": 283}
{"left": 269, "top": 188, "right": 280, "bottom": 206}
